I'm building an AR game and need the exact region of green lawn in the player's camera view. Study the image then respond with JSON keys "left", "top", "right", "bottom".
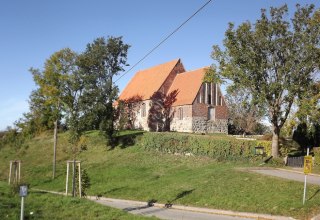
{"left": 1, "top": 131, "right": 320, "bottom": 219}
{"left": 0, "top": 182, "right": 158, "bottom": 220}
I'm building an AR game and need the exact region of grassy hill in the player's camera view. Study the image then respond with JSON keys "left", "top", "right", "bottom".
{"left": 1, "top": 131, "right": 320, "bottom": 219}
{"left": 0, "top": 182, "right": 158, "bottom": 220}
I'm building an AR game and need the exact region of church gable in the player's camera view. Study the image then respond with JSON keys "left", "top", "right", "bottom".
{"left": 119, "top": 59, "right": 181, "bottom": 101}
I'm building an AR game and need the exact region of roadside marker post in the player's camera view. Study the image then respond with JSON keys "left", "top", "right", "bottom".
{"left": 20, "top": 185, "right": 28, "bottom": 220}
{"left": 303, "top": 148, "right": 312, "bottom": 205}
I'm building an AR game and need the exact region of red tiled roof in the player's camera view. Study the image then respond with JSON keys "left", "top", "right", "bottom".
{"left": 119, "top": 59, "right": 180, "bottom": 100}
{"left": 168, "top": 67, "right": 207, "bottom": 106}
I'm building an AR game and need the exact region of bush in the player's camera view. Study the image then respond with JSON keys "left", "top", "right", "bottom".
{"left": 0, "top": 129, "right": 28, "bottom": 150}
{"left": 140, "top": 132, "right": 271, "bottom": 161}
{"left": 313, "top": 147, "right": 320, "bottom": 166}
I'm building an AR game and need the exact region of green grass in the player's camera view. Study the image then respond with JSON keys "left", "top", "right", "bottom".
{"left": 0, "top": 182, "right": 158, "bottom": 220}
{"left": 1, "top": 131, "right": 320, "bottom": 219}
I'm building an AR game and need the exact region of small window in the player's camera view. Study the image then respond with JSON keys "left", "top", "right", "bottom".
{"left": 208, "top": 107, "right": 215, "bottom": 121}
{"left": 141, "top": 103, "right": 146, "bottom": 117}
{"left": 178, "top": 107, "right": 183, "bottom": 120}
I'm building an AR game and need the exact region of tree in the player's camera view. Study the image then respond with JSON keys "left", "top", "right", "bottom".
{"left": 15, "top": 89, "right": 54, "bottom": 136}
{"left": 293, "top": 82, "right": 320, "bottom": 149}
{"left": 117, "top": 95, "right": 143, "bottom": 130}
{"left": 148, "top": 90, "right": 179, "bottom": 132}
{"left": 208, "top": 4, "right": 320, "bottom": 157}
{"left": 225, "top": 88, "right": 265, "bottom": 136}
{"left": 30, "top": 48, "right": 78, "bottom": 178}
{"left": 77, "top": 36, "right": 130, "bottom": 145}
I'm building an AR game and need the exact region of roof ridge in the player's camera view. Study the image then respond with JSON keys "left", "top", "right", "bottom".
{"left": 179, "top": 66, "right": 209, "bottom": 74}
{"left": 119, "top": 59, "right": 181, "bottom": 101}
{"left": 139, "top": 58, "right": 180, "bottom": 73}
{"left": 167, "top": 67, "right": 206, "bottom": 106}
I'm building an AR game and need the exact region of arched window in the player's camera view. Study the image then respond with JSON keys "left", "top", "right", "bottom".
{"left": 208, "top": 107, "right": 215, "bottom": 121}
{"left": 141, "top": 103, "right": 146, "bottom": 117}
{"left": 178, "top": 107, "right": 183, "bottom": 120}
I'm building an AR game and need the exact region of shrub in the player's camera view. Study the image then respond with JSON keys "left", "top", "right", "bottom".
{"left": 75, "top": 169, "right": 91, "bottom": 197}
{"left": 313, "top": 147, "right": 320, "bottom": 166}
{"left": 140, "top": 132, "right": 270, "bottom": 161}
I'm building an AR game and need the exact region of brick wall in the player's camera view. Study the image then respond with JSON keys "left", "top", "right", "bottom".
{"left": 215, "top": 105, "right": 228, "bottom": 119}
{"left": 192, "top": 102, "right": 207, "bottom": 117}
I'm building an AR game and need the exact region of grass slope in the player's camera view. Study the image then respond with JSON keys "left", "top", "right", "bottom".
{"left": 0, "top": 131, "right": 320, "bottom": 219}
{"left": 0, "top": 182, "right": 158, "bottom": 220}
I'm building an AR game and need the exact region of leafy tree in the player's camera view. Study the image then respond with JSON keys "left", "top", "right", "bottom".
{"left": 15, "top": 90, "right": 54, "bottom": 136}
{"left": 148, "top": 90, "right": 179, "bottom": 132}
{"left": 293, "top": 82, "right": 320, "bottom": 149}
{"left": 117, "top": 95, "right": 143, "bottom": 130}
{"left": 225, "top": 88, "right": 265, "bottom": 136}
{"left": 77, "top": 36, "right": 130, "bottom": 145}
{"left": 208, "top": 4, "right": 320, "bottom": 157}
{"left": 296, "top": 82, "right": 320, "bottom": 123}
{"left": 30, "top": 48, "right": 78, "bottom": 178}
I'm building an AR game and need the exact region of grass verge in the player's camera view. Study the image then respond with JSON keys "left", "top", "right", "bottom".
{"left": 0, "top": 181, "right": 158, "bottom": 220}
{"left": 0, "top": 131, "right": 320, "bottom": 219}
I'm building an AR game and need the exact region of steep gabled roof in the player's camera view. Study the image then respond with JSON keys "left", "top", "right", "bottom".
{"left": 119, "top": 59, "right": 180, "bottom": 100}
{"left": 168, "top": 67, "right": 207, "bottom": 106}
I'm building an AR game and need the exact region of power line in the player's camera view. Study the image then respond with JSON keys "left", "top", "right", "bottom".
{"left": 114, "top": 0, "right": 212, "bottom": 83}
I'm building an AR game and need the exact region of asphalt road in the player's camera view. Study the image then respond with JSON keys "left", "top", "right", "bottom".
{"left": 250, "top": 168, "right": 320, "bottom": 185}
{"left": 88, "top": 197, "right": 254, "bottom": 220}
{"left": 86, "top": 196, "right": 296, "bottom": 220}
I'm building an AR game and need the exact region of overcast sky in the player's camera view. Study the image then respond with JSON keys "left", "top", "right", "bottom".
{"left": 0, "top": 0, "right": 319, "bottom": 130}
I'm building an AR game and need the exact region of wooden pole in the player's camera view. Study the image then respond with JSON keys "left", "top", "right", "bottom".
{"left": 8, "top": 161, "right": 12, "bottom": 185}
{"left": 66, "top": 162, "right": 69, "bottom": 195}
{"left": 53, "top": 120, "right": 58, "bottom": 179}
{"left": 215, "top": 83, "right": 218, "bottom": 106}
{"left": 18, "top": 161, "right": 21, "bottom": 183}
{"left": 72, "top": 160, "right": 76, "bottom": 197}
{"left": 14, "top": 162, "right": 18, "bottom": 184}
{"left": 78, "top": 163, "right": 81, "bottom": 198}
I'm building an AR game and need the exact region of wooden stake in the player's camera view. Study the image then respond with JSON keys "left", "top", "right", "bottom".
{"left": 18, "top": 161, "right": 21, "bottom": 182}
{"left": 78, "top": 163, "right": 81, "bottom": 198}
{"left": 14, "top": 162, "right": 18, "bottom": 184}
{"left": 66, "top": 162, "right": 69, "bottom": 195}
{"left": 9, "top": 161, "right": 12, "bottom": 185}
{"left": 53, "top": 120, "right": 58, "bottom": 179}
{"left": 72, "top": 160, "right": 76, "bottom": 197}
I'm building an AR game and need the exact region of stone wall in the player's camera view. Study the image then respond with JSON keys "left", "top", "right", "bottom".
{"left": 192, "top": 117, "right": 228, "bottom": 133}
{"left": 171, "top": 117, "right": 193, "bottom": 132}
{"left": 170, "top": 105, "right": 193, "bottom": 132}
{"left": 133, "top": 100, "right": 150, "bottom": 130}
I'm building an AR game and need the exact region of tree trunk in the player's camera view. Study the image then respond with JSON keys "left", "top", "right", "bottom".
{"left": 272, "top": 125, "right": 280, "bottom": 158}
{"left": 52, "top": 120, "right": 58, "bottom": 179}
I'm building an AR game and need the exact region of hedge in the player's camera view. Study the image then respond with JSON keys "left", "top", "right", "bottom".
{"left": 140, "top": 132, "right": 272, "bottom": 161}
